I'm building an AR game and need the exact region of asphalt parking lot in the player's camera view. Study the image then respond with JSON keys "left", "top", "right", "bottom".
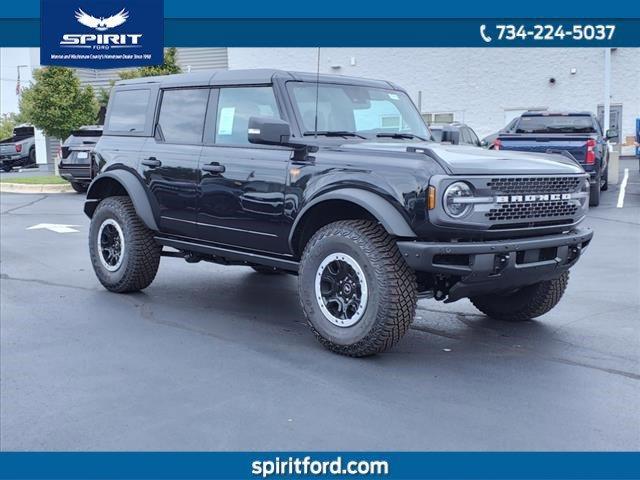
{"left": 1, "top": 160, "right": 639, "bottom": 451}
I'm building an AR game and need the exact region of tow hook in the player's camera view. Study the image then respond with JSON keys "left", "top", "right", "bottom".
{"left": 567, "top": 246, "right": 581, "bottom": 263}
{"left": 493, "top": 254, "right": 509, "bottom": 275}
{"left": 184, "top": 252, "right": 203, "bottom": 263}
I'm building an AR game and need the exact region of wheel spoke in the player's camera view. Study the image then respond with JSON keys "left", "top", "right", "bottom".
{"left": 97, "top": 220, "right": 125, "bottom": 271}
{"left": 316, "top": 253, "right": 368, "bottom": 326}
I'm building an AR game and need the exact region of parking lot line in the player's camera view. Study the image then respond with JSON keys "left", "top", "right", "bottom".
{"left": 616, "top": 168, "right": 629, "bottom": 208}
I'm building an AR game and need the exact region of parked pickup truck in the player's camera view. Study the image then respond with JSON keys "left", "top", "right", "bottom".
{"left": 0, "top": 125, "right": 36, "bottom": 172}
{"left": 59, "top": 125, "right": 103, "bottom": 193}
{"left": 495, "top": 112, "right": 615, "bottom": 206}
{"left": 84, "top": 69, "right": 593, "bottom": 357}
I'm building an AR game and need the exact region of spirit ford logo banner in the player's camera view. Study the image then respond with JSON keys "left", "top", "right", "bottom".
{"left": 40, "top": 0, "right": 163, "bottom": 68}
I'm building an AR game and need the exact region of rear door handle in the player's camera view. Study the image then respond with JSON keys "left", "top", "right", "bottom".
{"left": 142, "top": 157, "right": 162, "bottom": 168}
{"left": 202, "top": 163, "right": 226, "bottom": 173}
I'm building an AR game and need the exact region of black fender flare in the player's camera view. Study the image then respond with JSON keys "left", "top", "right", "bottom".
{"left": 288, "top": 188, "right": 416, "bottom": 250}
{"left": 84, "top": 170, "right": 158, "bottom": 231}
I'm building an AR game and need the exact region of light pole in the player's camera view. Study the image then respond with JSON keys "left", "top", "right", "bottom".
{"left": 603, "top": 48, "right": 619, "bottom": 185}
{"left": 16, "top": 64, "right": 28, "bottom": 96}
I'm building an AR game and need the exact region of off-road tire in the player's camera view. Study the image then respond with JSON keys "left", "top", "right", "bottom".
{"left": 298, "top": 220, "right": 417, "bottom": 357}
{"left": 28, "top": 147, "right": 36, "bottom": 167}
{"left": 71, "top": 182, "right": 88, "bottom": 194}
{"left": 2, "top": 164, "right": 11, "bottom": 172}
{"left": 251, "top": 265, "right": 284, "bottom": 274}
{"left": 589, "top": 178, "right": 601, "bottom": 206}
{"left": 601, "top": 166, "right": 609, "bottom": 191}
{"left": 470, "top": 272, "right": 569, "bottom": 322}
{"left": 89, "top": 196, "right": 161, "bottom": 293}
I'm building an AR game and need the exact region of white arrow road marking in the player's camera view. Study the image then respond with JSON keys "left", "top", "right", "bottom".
{"left": 27, "top": 223, "right": 80, "bottom": 234}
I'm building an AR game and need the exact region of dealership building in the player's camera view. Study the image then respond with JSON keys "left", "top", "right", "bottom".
{"left": 1, "top": 47, "right": 638, "bottom": 161}
{"left": 226, "top": 48, "right": 639, "bottom": 153}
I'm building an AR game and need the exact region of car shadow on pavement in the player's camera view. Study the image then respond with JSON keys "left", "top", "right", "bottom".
{"left": 101, "top": 264, "right": 626, "bottom": 375}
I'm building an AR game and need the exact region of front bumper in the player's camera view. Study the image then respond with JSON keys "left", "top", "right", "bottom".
{"left": 397, "top": 227, "right": 593, "bottom": 302}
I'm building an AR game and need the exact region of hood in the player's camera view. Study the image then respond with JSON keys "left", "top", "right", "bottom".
{"left": 340, "top": 141, "right": 585, "bottom": 176}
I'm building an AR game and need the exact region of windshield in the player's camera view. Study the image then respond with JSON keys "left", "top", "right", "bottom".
{"left": 287, "top": 82, "right": 430, "bottom": 139}
{"left": 515, "top": 115, "right": 597, "bottom": 134}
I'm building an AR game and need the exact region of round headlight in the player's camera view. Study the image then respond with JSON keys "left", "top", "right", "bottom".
{"left": 443, "top": 182, "right": 474, "bottom": 218}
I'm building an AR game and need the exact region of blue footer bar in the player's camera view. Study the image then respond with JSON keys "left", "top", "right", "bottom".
{"left": 0, "top": 452, "right": 639, "bottom": 479}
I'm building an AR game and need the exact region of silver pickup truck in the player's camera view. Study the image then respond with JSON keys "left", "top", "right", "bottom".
{"left": 0, "top": 125, "right": 36, "bottom": 172}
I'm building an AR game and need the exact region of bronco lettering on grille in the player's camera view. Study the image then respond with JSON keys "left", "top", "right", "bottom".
{"left": 496, "top": 193, "right": 572, "bottom": 203}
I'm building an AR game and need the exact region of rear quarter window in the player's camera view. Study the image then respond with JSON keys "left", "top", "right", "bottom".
{"left": 106, "top": 89, "right": 151, "bottom": 133}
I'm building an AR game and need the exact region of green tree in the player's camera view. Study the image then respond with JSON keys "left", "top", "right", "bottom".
{"left": 96, "top": 48, "right": 182, "bottom": 107}
{"left": 19, "top": 67, "right": 98, "bottom": 140}
{"left": 0, "top": 113, "right": 22, "bottom": 140}
{"left": 96, "top": 87, "right": 111, "bottom": 108}
{"left": 118, "top": 47, "right": 181, "bottom": 80}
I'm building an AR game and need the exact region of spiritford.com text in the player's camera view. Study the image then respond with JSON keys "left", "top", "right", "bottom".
{"left": 251, "top": 456, "right": 389, "bottom": 477}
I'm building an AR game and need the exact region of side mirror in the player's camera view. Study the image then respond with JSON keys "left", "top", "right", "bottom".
{"left": 605, "top": 128, "right": 618, "bottom": 140}
{"left": 248, "top": 117, "right": 291, "bottom": 146}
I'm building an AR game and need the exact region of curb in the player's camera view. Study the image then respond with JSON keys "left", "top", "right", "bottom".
{"left": 0, "top": 183, "right": 74, "bottom": 194}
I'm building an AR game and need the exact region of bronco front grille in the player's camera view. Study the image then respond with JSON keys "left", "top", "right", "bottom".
{"left": 487, "top": 176, "right": 582, "bottom": 195}
{"left": 486, "top": 200, "right": 578, "bottom": 222}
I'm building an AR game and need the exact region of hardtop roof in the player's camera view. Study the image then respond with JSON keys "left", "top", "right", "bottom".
{"left": 114, "top": 68, "right": 399, "bottom": 89}
{"left": 521, "top": 111, "right": 594, "bottom": 117}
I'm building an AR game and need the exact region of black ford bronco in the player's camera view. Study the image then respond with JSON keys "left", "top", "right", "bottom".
{"left": 85, "top": 69, "right": 593, "bottom": 356}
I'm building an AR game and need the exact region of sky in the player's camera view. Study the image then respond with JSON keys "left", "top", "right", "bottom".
{"left": 0, "top": 48, "right": 39, "bottom": 115}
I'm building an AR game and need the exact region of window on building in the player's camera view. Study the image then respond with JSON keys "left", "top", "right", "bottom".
{"left": 157, "top": 88, "right": 210, "bottom": 144}
{"left": 422, "top": 112, "right": 455, "bottom": 125}
{"left": 215, "top": 87, "right": 280, "bottom": 145}
{"left": 106, "top": 89, "right": 150, "bottom": 133}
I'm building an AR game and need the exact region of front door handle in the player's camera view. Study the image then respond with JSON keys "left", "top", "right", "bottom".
{"left": 142, "top": 157, "right": 161, "bottom": 168}
{"left": 202, "top": 163, "right": 226, "bottom": 173}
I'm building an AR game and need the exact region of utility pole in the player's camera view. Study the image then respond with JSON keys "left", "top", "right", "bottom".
{"left": 603, "top": 48, "right": 611, "bottom": 133}
{"left": 603, "top": 48, "right": 619, "bottom": 185}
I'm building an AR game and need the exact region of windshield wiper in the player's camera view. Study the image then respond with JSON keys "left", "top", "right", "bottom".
{"left": 303, "top": 131, "right": 367, "bottom": 139}
{"left": 376, "top": 132, "right": 428, "bottom": 141}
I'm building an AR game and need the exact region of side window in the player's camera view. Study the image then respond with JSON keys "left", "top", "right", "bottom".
{"left": 157, "top": 88, "right": 209, "bottom": 144}
{"left": 106, "top": 89, "right": 150, "bottom": 133}
{"left": 215, "top": 87, "right": 280, "bottom": 145}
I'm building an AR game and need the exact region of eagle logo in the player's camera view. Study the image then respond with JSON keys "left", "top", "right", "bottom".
{"left": 74, "top": 8, "right": 129, "bottom": 31}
